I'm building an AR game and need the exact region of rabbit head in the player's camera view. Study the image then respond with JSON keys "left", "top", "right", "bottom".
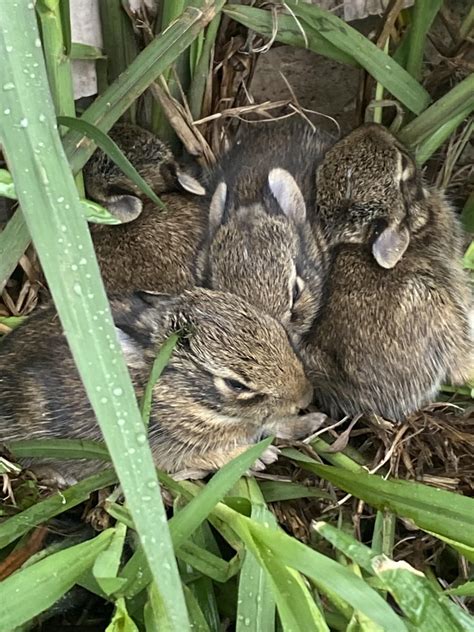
{"left": 84, "top": 123, "right": 204, "bottom": 224}
{"left": 0, "top": 288, "right": 314, "bottom": 478}
{"left": 316, "top": 123, "right": 430, "bottom": 269}
{"left": 197, "top": 168, "right": 329, "bottom": 340}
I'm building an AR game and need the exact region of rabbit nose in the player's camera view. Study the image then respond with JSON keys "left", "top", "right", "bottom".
{"left": 298, "top": 383, "right": 313, "bottom": 410}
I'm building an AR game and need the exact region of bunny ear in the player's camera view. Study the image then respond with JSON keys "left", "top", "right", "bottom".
{"left": 177, "top": 170, "right": 206, "bottom": 196}
{"left": 208, "top": 181, "right": 228, "bottom": 232}
{"left": 268, "top": 168, "right": 306, "bottom": 224}
{"left": 372, "top": 224, "right": 410, "bottom": 269}
{"left": 105, "top": 195, "right": 143, "bottom": 224}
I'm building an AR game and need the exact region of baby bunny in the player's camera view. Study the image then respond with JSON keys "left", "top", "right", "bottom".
{"left": 206, "top": 117, "right": 335, "bottom": 209}
{"left": 303, "top": 123, "right": 473, "bottom": 421}
{"left": 84, "top": 122, "right": 204, "bottom": 220}
{"left": 197, "top": 118, "right": 334, "bottom": 339}
{"left": 0, "top": 288, "right": 324, "bottom": 484}
{"left": 83, "top": 123, "right": 207, "bottom": 294}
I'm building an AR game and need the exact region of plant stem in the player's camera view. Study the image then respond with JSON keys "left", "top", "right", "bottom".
{"left": 0, "top": 5, "right": 190, "bottom": 628}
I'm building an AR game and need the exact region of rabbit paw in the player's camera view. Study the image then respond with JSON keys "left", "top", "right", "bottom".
{"left": 247, "top": 445, "right": 281, "bottom": 475}
{"left": 271, "top": 412, "right": 328, "bottom": 441}
{"left": 171, "top": 468, "right": 212, "bottom": 481}
{"left": 30, "top": 465, "right": 78, "bottom": 490}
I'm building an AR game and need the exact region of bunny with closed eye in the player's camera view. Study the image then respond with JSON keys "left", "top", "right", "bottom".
{"left": 82, "top": 123, "right": 208, "bottom": 294}
{"left": 0, "top": 288, "right": 325, "bottom": 485}
{"left": 302, "top": 123, "right": 473, "bottom": 421}
{"left": 197, "top": 119, "right": 333, "bottom": 341}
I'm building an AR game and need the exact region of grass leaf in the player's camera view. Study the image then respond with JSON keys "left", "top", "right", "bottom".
{"left": 119, "top": 439, "right": 273, "bottom": 598}
{"left": 140, "top": 334, "right": 179, "bottom": 424}
{"left": 107, "top": 597, "right": 140, "bottom": 632}
{"left": 0, "top": 471, "right": 118, "bottom": 549}
{"left": 0, "top": 4, "right": 190, "bottom": 626}
{"left": 58, "top": 116, "right": 166, "bottom": 209}
{"left": 236, "top": 478, "right": 276, "bottom": 632}
{"left": 0, "top": 529, "right": 114, "bottom": 630}
{"left": 93, "top": 521, "right": 128, "bottom": 595}
{"left": 303, "top": 464, "right": 474, "bottom": 548}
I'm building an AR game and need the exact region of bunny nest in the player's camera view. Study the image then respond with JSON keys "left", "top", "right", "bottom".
{"left": 265, "top": 401, "right": 474, "bottom": 566}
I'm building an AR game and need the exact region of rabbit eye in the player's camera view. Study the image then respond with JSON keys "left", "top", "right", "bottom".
{"left": 292, "top": 276, "right": 305, "bottom": 306}
{"left": 223, "top": 378, "right": 252, "bottom": 393}
{"left": 214, "top": 375, "right": 256, "bottom": 398}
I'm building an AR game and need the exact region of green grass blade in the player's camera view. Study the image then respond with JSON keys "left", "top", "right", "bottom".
{"left": 0, "top": 529, "right": 114, "bottom": 630}
{"left": 8, "top": 438, "right": 111, "bottom": 461}
{"left": 183, "top": 524, "right": 222, "bottom": 631}
{"left": 70, "top": 42, "right": 105, "bottom": 60}
{"left": 93, "top": 521, "right": 128, "bottom": 595}
{"left": 64, "top": 2, "right": 225, "bottom": 174}
{"left": 259, "top": 480, "right": 330, "bottom": 503}
{"left": 316, "top": 518, "right": 470, "bottom": 630}
{"left": 399, "top": 74, "right": 474, "bottom": 149}
{"left": 257, "top": 551, "right": 330, "bottom": 632}
{"left": 177, "top": 540, "right": 238, "bottom": 582}
{"left": 285, "top": 0, "right": 430, "bottom": 115}
{"left": 119, "top": 439, "right": 272, "bottom": 598}
{"left": 393, "top": 0, "right": 442, "bottom": 69}
{"left": 0, "top": 209, "right": 30, "bottom": 293}
{"left": 223, "top": 5, "right": 356, "bottom": 66}
{"left": 214, "top": 504, "right": 409, "bottom": 632}
{"left": 0, "top": 5, "right": 190, "bottom": 629}
{"left": 188, "top": 14, "right": 222, "bottom": 119}
{"left": 35, "top": 0, "right": 76, "bottom": 119}
{"left": 304, "top": 464, "right": 474, "bottom": 548}
{"left": 412, "top": 108, "right": 472, "bottom": 164}
{"left": 57, "top": 115, "right": 166, "bottom": 209}
{"left": 224, "top": 3, "right": 429, "bottom": 114}
{"left": 236, "top": 478, "right": 276, "bottom": 632}
{"left": 0, "top": 168, "right": 121, "bottom": 224}
{"left": 447, "top": 582, "right": 474, "bottom": 598}
{"left": 99, "top": 0, "right": 138, "bottom": 83}
{"left": 140, "top": 334, "right": 179, "bottom": 424}
{"left": 0, "top": 168, "right": 16, "bottom": 199}
{"left": 107, "top": 597, "right": 140, "bottom": 632}
{"left": 182, "top": 585, "right": 212, "bottom": 632}
{"left": 0, "top": 470, "right": 117, "bottom": 549}
{"left": 461, "top": 193, "right": 474, "bottom": 235}
{"left": 405, "top": 0, "right": 443, "bottom": 80}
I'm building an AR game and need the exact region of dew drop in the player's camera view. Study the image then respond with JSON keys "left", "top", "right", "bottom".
{"left": 147, "top": 480, "right": 157, "bottom": 489}
{"left": 117, "top": 418, "right": 126, "bottom": 426}
{"left": 79, "top": 257, "right": 87, "bottom": 265}
{"left": 71, "top": 264, "right": 78, "bottom": 271}
{"left": 3, "top": 83, "right": 14, "bottom": 90}
{"left": 128, "top": 447, "right": 136, "bottom": 455}
{"left": 73, "top": 283, "right": 82, "bottom": 295}
{"left": 6, "top": 46, "right": 12, "bottom": 53}
{"left": 19, "top": 118, "right": 28, "bottom": 127}
{"left": 35, "top": 38, "right": 41, "bottom": 47}
{"left": 57, "top": 196, "right": 64, "bottom": 203}
{"left": 39, "top": 114, "right": 46, "bottom": 122}
{"left": 4, "top": 109, "right": 10, "bottom": 115}
{"left": 113, "top": 387, "right": 123, "bottom": 396}
{"left": 136, "top": 433, "right": 146, "bottom": 445}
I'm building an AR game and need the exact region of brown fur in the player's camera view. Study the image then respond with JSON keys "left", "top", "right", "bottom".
{"left": 196, "top": 119, "right": 335, "bottom": 339}
{"left": 303, "top": 123, "right": 473, "bottom": 421}
{"left": 91, "top": 193, "right": 207, "bottom": 293}
{"left": 84, "top": 123, "right": 183, "bottom": 202}
{"left": 0, "top": 289, "right": 322, "bottom": 481}
{"left": 85, "top": 122, "right": 332, "bottom": 340}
